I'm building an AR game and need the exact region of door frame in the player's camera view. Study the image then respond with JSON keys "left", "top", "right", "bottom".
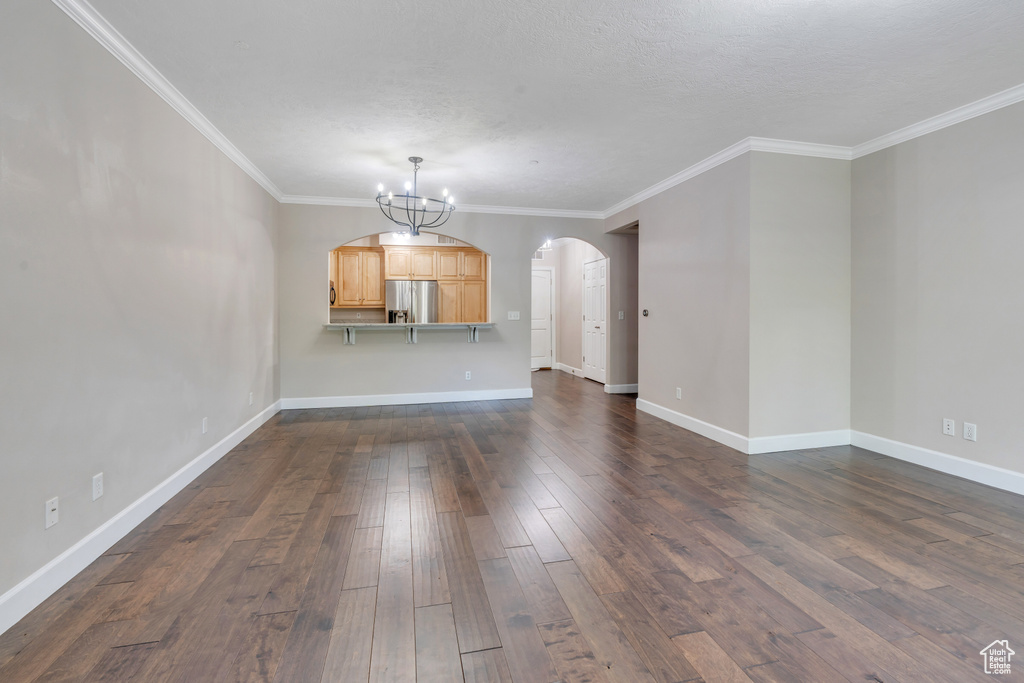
{"left": 531, "top": 266, "right": 556, "bottom": 370}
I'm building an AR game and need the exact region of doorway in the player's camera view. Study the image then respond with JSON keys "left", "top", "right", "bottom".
{"left": 530, "top": 238, "right": 609, "bottom": 384}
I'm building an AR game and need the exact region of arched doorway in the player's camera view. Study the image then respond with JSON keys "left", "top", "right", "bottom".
{"left": 530, "top": 238, "right": 609, "bottom": 384}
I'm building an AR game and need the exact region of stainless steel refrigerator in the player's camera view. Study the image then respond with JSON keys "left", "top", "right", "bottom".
{"left": 385, "top": 280, "right": 438, "bottom": 323}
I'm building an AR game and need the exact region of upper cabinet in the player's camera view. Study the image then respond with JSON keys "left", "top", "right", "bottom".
{"left": 384, "top": 247, "right": 436, "bottom": 280}
{"left": 333, "top": 247, "right": 384, "bottom": 307}
{"left": 437, "top": 248, "right": 485, "bottom": 281}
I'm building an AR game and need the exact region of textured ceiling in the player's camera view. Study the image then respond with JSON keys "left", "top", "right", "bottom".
{"left": 84, "top": 0, "right": 1024, "bottom": 212}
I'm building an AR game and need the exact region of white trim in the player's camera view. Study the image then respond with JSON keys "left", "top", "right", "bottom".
{"left": 601, "top": 139, "right": 753, "bottom": 218}
{"left": 747, "top": 430, "right": 852, "bottom": 455}
{"left": 852, "top": 82, "right": 1024, "bottom": 159}
{"left": 0, "top": 400, "right": 282, "bottom": 636}
{"left": 635, "top": 399, "right": 852, "bottom": 455}
{"left": 279, "top": 195, "right": 603, "bottom": 220}
{"left": 555, "top": 363, "right": 585, "bottom": 378}
{"left": 52, "top": 0, "right": 284, "bottom": 202}
{"left": 280, "top": 388, "right": 532, "bottom": 409}
{"left": 604, "top": 383, "right": 638, "bottom": 394}
{"left": 636, "top": 399, "right": 749, "bottom": 453}
{"left": 748, "top": 137, "right": 853, "bottom": 160}
{"left": 600, "top": 137, "right": 851, "bottom": 218}
{"left": 851, "top": 431, "right": 1024, "bottom": 497}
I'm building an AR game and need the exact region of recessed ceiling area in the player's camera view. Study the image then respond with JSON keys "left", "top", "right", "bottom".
{"left": 82, "top": 0, "right": 1024, "bottom": 211}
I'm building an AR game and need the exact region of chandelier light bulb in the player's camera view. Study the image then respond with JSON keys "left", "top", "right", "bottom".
{"left": 404, "top": 181, "right": 412, "bottom": 192}
{"left": 442, "top": 188, "right": 448, "bottom": 197}
{"left": 377, "top": 183, "right": 384, "bottom": 193}
{"left": 388, "top": 191, "right": 393, "bottom": 200}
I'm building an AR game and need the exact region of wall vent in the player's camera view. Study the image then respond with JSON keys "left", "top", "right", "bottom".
{"left": 437, "top": 235, "right": 457, "bottom": 245}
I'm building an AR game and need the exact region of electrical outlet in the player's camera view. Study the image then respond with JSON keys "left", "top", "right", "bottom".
{"left": 942, "top": 418, "right": 955, "bottom": 436}
{"left": 92, "top": 473, "right": 104, "bottom": 501}
{"left": 465, "top": 371, "right": 471, "bottom": 381}
{"left": 618, "top": 311, "right": 624, "bottom": 320}
{"left": 676, "top": 387, "right": 682, "bottom": 400}
{"left": 964, "top": 422, "right": 977, "bottom": 441}
{"left": 45, "top": 497, "right": 59, "bottom": 529}
{"left": 356, "top": 312, "right": 361, "bottom": 318}
{"left": 507, "top": 311, "right": 520, "bottom": 321}
{"left": 249, "top": 392, "right": 254, "bottom": 406}
{"left": 202, "top": 417, "right": 208, "bottom": 434}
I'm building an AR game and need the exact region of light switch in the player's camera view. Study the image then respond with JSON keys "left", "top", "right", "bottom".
{"left": 507, "top": 311, "right": 520, "bottom": 320}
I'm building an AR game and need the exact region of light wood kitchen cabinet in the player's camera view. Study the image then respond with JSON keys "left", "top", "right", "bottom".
{"left": 332, "top": 247, "right": 384, "bottom": 307}
{"left": 438, "top": 280, "right": 487, "bottom": 323}
{"left": 437, "top": 248, "right": 485, "bottom": 281}
{"left": 384, "top": 247, "right": 436, "bottom": 280}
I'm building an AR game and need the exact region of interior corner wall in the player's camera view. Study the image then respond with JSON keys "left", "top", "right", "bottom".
{"left": 0, "top": 0, "right": 279, "bottom": 618}
{"left": 851, "top": 100, "right": 1024, "bottom": 475}
{"left": 277, "top": 205, "right": 613, "bottom": 402}
{"left": 749, "top": 153, "right": 851, "bottom": 438}
{"left": 636, "top": 154, "right": 751, "bottom": 437}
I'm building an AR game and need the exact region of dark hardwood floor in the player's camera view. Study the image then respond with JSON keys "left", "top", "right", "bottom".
{"left": 2, "top": 370, "right": 1023, "bottom": 682}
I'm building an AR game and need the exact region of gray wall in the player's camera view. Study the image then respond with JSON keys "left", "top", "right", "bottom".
{"left": 852, "top": 101, "right": 1024, "bottom": 473}
{"left": 278, "top": 205, "right": 636, "bottom": 400}
{"left": 637, "top": 155, "right": 752, "bottom": 435}
{"left": 749, "top": 153, "right": 851, "bottom": 437}
{"left": 0, "top": 1, "right": 279, "bottom": 598}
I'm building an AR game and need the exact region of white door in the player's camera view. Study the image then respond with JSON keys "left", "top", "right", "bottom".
{"left": 583, "top": 258, "right": 607, "bottom": 383}
{"left": 531, "top": 269, "right": 553, "bottom": 369}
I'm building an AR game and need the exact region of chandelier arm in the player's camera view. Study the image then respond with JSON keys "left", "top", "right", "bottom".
{"left": 382, "top": 200, "right": 412, "bottom": 231}
{"left": 420, "top": 207, "right": 451, "bottom": 228}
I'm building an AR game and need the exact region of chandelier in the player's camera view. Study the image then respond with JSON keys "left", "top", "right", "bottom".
{"left": 376, "top": 157, "right": 455, "bottom": 236}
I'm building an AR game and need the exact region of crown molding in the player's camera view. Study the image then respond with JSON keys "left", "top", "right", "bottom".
{"left": 600, "top": 139, "right": 754, "bottom": 218}
{"left": 455, "top": 204, "right": 603, "bottom": 219}
{"left": 747, "top": 137, "right": 853, "bottom": 160}
{"left": 279, "top": 195, "right": 603, "bottom": 219}
{"left": 600, "top": 137, "right": 856, "bottom": 219}
{"left": 52, "top": 0, "right": 284, "bottom": 201}
{"left": 279, "top": 195, "right": 377, "bottom": 208}
{"left": 852, "top": 82, "right": 1024, "bottom": 159}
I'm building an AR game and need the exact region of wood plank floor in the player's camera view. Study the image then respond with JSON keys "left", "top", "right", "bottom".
{"left": 3, "top": 370, "right": 1023, "bottom": 682}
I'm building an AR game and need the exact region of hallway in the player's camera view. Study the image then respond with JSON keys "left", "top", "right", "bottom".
{"left": 2, "top": 371, "right": 1022, "bottom": 681}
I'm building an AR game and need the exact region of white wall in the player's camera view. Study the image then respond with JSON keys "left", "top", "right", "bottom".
{"left": 637, "top": 155, "right": 752, "bottom": 436}
{"left": 749, "top": 153, "right": 851, "bottom": 438}
{"left": 278, "top": 205, "right": 637, "bottom": 403}
{"left": 852, "top": 100, "right": 1024, "bottom": 475}
{"left": 0, "top": 0, "right": 279, "bottom": 619}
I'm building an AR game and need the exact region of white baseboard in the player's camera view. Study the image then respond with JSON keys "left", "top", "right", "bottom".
{"left": 636, "top": 399, "right": 749, "bottom": 452}
{"left": 604, "top": 383, "right": 639, "bottom": 394}
{"left": 555, "top": 363, "right": 584, "bottom": 378}
{"left": 636, "top": 399, "right": 852, "bottom": 455}
{"left": 280, "top": 388, "right": 532, "bottom": 410}
{"left": 851, "top": 431, "right": 1024, "bottom": 497}
{"left": 747, "top": 430, "right": 852, "bottom": 454}
{"left": 0, "top": 400, "right": 282, "bottom": 637}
